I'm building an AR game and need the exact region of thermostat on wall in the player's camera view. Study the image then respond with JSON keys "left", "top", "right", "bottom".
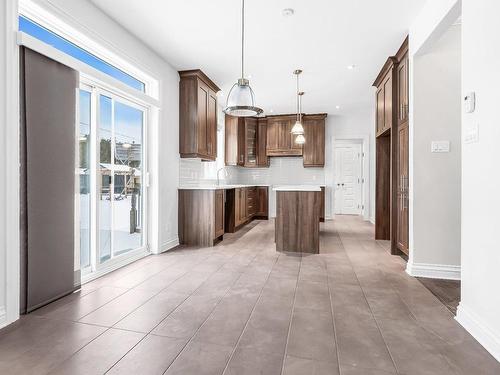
{"left": 464, "top": 92, "right": 476, "bottom": 113}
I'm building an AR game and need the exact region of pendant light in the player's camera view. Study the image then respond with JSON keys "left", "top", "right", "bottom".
{"left": 291, "top": 69, "right": 304, "bottom": 135}
{"left": 294, "top": 92, "right": 306, "bottom": 144}
{"left": 224, "top": 0, "right": 263, "bottom": 117}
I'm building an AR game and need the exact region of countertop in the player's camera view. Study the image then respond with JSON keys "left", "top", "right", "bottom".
{"left": 273, "top": 185, "right": 322, "bottom": 192}
{"left": 178, "top": 184, "right": 269, "bottom": 190}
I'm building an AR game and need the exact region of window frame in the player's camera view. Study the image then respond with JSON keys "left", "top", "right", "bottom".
{"left": 18, "top": 0, "right": 160, "bottom": 100}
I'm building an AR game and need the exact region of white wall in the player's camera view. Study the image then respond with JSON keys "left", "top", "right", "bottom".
{"left": 26, "top": 0, "right": 180, "bottom": 254}
{"left": 410, "top": 24, "right": 462, "bottom": 274}
{"left": 457, "top": 0, "right": 500, "bottom": 362}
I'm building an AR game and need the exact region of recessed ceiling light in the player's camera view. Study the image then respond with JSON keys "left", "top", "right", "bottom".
{"left": 347, "top": 64, "right": 356, "bottom": 70}
{"left": 336, "top": 105, "right": 341, "bottom": 110}
{"left": 269, "top": 109, "right": 274, "bottom": 113}
{"left": 282, "top": 8, "right": 294, "bottom": 17}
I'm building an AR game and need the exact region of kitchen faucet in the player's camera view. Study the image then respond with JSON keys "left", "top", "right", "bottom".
{"left": 217, "top": 167, "right": 228, "bottom": 186}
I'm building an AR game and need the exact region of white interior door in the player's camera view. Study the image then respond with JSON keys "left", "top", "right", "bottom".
{"left": 334, "top": 143, "right": 363, "bottom": 215}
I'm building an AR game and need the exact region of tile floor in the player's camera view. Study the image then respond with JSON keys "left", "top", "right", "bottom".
{"left": 0, "top": 216, "right": 498, "bottom": 374}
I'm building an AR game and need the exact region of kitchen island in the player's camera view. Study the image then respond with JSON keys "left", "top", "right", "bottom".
{"left": 273, "top": 185, "right": 322, "bottom": 254}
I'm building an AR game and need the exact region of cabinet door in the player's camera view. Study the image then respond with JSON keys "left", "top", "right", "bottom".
{"left": 197, "top": 83, "right": 209, "bottom": 156}
{"left": 278, "top": 120, "right": 292, "bottom": 150}
{"left": 266, "top": 120, "right": 279, "bottom": 153}
{"left": 303, "top": 118, "right": 325, "bottom": 167}
{"left": 256, "top": 187, "right": 268, "bottom": 217}
{"left": 245, "top": 118, "right": 257, "bottom": 167}
{"left": 225, "top": 115, "right": 239, "bottom": 165}
{"left": 246, "top": 187, "right": 257, "bottom": 217}
{"left": 376, "top": 86, "right": 385, "bottom": 134}
{"left": 397, "top": 125, "right": 409, "bottom": 254}
{"left": 207, "top": 90, "right": 217, "bottom": 159}
{"left": 234, "top": 188, "right": 241, "bottom": 226}
{"left": 257, "top": 119, "right": 269, "bottom": 167}
{"left": 397, "top": 54, "right": 409, "bottom": 124}
{"left": 214, "top": 190, "right": 225, "bottom": 238}
{"left": 239, "top": 188, "right": 247, "bottom": 222}
{"left": 383, "top": 75, "right": 393, "bottom": 132}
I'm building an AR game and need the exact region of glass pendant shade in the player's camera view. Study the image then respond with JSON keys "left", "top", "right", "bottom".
{"left": 224, "top": 78, "right": 263, "bottom": 117}
{"left": 295, "top": 134, "right": 306, "bottom": 145}
{"left": 291, "top": 120, "right": 304, "bottom": 135}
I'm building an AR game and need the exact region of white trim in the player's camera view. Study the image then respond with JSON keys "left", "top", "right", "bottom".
{"left": 0, "top": 306, "right": 7, "bottom": 329}
{"left": 406, "top": 261, "right": 461, "bottom": 280}
{"left": 18, "top": 0, "right": 159, "bottom": 99}
{"left": 332, "top": 135, "right": 371, "bottom": 221}
{"left": 456, "top": 303, "right": 500, "bottom": 362}
{"left": 4, "top": 0, "right": 21, "bottom": 328}
{"left": 17, "top": 32, "right": 160, "bottom": 108}
{"left": 160, "top": 237, "right": 180, "bottom": 253}
{"left": 81, "top": 248, "right": 150, "bottom": 285}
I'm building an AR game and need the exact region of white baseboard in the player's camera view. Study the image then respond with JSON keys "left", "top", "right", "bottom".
{"left": 0, "top": 306, "right": 7, "bottom": 329}
{"left": 160, "top": 237, "right": 180, "bottom": 253}
{"left": 369, "top": 217, "right": 375, "bottom": 224}
{"left": 456, "top": 303, "right": 500, "bottom": 362}
{"left": 406, "top": 261, "right": 461, "bottom": 280}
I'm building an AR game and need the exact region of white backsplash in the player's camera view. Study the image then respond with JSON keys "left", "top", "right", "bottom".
{"left": 234, "top": 157, "right": 325, "bottom": 186}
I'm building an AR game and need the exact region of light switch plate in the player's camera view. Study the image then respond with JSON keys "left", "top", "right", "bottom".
{"left": 431, "top": 141, "right": 450, "bottom": 153}
{"left": 464, "top": 123, "right": 479, "bottom": 144}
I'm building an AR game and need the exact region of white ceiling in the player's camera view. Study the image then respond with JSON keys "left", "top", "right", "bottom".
{"left": 90, "top": 0, "right": 425, "bottom": 116}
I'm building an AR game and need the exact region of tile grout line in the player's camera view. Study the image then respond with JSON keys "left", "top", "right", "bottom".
{"left": 159, "top": 236, "right": 271, "bottom": 375}
{"left": 50, "top": 247, "right": 234, "bottom": 374}
{"left": 279, "top": 253, "right": 302, "bottom": 375}
{"left": 219, "top": 252, "right": 281, "bottom": 375}
{"left": 337, "top": 223, "right": 400, "bottom": 374}
{"left": 107, "top": 240, "right": 260, "bottom": 375}
{"left": 325, "top": 243, "right": 343, "bottom": 375}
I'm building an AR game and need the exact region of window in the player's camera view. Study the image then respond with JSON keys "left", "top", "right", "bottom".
{"left": 19, "top": 16, "right": 146, "bottom": 92}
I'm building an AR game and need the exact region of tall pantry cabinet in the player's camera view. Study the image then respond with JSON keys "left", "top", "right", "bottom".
{"left": 373, "top": 37, "right": 409, "bottom": 256}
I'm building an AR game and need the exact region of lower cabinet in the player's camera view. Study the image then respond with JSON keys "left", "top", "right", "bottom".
{"left": 226, "top": 186, "right": 269, "bottom": 233}
{"left": 178, "top": 189, "right": 225, "bottom": 247}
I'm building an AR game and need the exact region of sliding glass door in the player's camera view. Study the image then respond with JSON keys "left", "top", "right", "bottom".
{"left": 78, "top": 82, "right": 147, "bottom": 278}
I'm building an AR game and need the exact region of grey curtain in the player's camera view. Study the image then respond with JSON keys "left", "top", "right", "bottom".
{"left": 20, "top": 47, "right": 80, "bottom": 313}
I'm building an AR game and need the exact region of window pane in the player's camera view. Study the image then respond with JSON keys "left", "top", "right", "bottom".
{"left": 19, "top": 16, "right": 145, "bottom": 92}
{"left": 99, "top": 95, "right": 112, "bottom": 263}
{"left": 113, "top": 101, "right": 143, "bottom": 256}
{"left": 79, "top": 90, "right": 91, "bottom": 269}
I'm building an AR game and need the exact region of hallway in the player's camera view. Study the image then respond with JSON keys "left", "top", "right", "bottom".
{"left": 0, "top": 216, "right": 498, "bottom": 374}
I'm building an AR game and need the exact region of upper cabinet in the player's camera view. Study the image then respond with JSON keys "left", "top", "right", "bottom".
{"left": 302, "top": 114, "right": 327, "bottom": 167}
{"left": 396, "top": 50, "right": 409, "bottom": 125}
{"left": 257, "top": 118, "right": 269, "bottom": 167}
{"left": 266, "top": 115, "right": 303, "bottom": 156}
{"left": 179, "top": 70, "right": 220, "bottom": 160}
{"left": 225, "top": 115, "right": 267, "bottom": 168}
{"left": 373, "top": 58, "right": 397, "bottom": 137}
{"left": 226, "top": 113, "right": 326, "bottom": 167}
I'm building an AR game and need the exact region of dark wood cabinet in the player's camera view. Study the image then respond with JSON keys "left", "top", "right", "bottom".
{"left": 320, "top": 186, "right": 325, "bottom": 222}
{"left": 225, "top": 115, "right": 267, "bottom": 168}
{"left": 178, "top": 189, "right": 224, "bottom": 247}
{"left": 179, "top": 70, "right": 220, "bottom": 160}
{"left": 266, "top": 115, "right": 303, "bottom": 156}
{"left": 303, "top": 114, "right": 327, "bottom": 167}
{"left": 257, "top": 118, "right": 269, "bottom": 167}
{"left": 234, "top": 187, "right": 247, "bottom": 226}
{"left": 373, "top": 37, "right": 409, "bottom": 256}
{"left": 395, "top": 41, "right": 409, "bottom": 255}
{"left": 247, "top": 187, "right": 257, "bottom": 217}
{"left": 256, "top": 187, "right": 269, "bottom": 217}
{"left": 214, "top": 189, "right": 225, "bottom": 239}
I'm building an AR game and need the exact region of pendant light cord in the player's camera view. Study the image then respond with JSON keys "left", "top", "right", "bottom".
{"left": 241, "top": 0, "right": 245, "bottom": 80}
{"left": 296, "top": 73, "right": 299, "bottom": 122}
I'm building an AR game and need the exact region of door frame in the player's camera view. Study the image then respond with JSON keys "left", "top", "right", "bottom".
{"left": 79, "top": 76, "right": 150, "bottom": 284}
{"left": 332, "top": 137, "right": 370, "bottom": 221}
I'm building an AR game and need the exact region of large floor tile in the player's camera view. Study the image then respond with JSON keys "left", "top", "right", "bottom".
{"left": 107, "top": 334, "right": 187, "bottom": 374}
{"left": 49, "top": 328, "right": 145, "bottom": 374}
{"left": 283, "top": 355, "right": 340, "bottom": 375}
